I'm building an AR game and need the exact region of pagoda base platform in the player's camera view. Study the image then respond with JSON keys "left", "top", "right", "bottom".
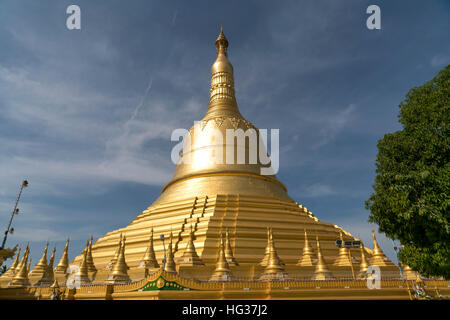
{"left": 0, "top": 269, "right": 448, "bottom": 300}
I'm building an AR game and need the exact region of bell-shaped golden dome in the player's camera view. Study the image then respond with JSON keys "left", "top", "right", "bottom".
{"left": 155, "top": 28, "right": 291, "bottom": 204}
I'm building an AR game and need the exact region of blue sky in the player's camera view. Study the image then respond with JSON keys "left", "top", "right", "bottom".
{"left": 1, "top": 0, "right": 449, "bottom": 267}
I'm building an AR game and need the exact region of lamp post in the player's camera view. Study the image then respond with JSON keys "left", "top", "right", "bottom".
{"left": 0, "top": 180, "right": 28, "bottom": 250}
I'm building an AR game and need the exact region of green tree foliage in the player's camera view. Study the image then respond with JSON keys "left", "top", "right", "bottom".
{"left": 366, "top": 65, "right": 449, "bottom": 279}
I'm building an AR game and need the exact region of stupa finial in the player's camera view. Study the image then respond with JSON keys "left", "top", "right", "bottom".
{"left": 371, "top": 229, "right": 381, "bottom": 254}
{"left": 49, "top": 246, "right": 56, "bottom": 268}
{"left": 36, "top": 242, "right": 49, "bottom": 268}
{"left": 37, "top": 246, "right": 56, "bottom": 286}
{"left": 142, "top": 228, "right": 159, "bottom": 269}
{"left": 215, "top": 26, "right": 228, "bottom": 56}
{"left": 165, "top": 232, "right": 177, "bottom": 273}
{"left": 178, "top": 224, "right": 204, "bottom": 266}
{"left": 107, "top": 235, "right": 131, "bottom": 284}
{"left": 55, "top": 238, "right": 70, "bottom": 274}
{"left": 297, "top": 229, "right": 316, "bottom": 266}
{"left": 369, "top": 229, "right": 392, "bottom": 267}
{"left": 86, "top": 235, "right": 97, "bottom": 272}
{"left": 334, "top": 230, "right": 352, "bottom": 267}
{"left": 312, "top": 236, "right": 334, "bottom": 280}
{"left": 260, "top": 228, "right": 288, "bottom": 280}
{"left": 77, "top": 241, "right": 91, "bottom": 284}
{"left": 260, "top": 227, "right": 271, "bottom": 267}
{"left": 210, "top": 233, "right": 233, "bottom": 281}
{"left": 358, "top": 242, "right": 369, "bottom": 278}
{"left": 207, "top": 27, "right": 240, "bottom": 115}
{"left": 29, "top": 241, "right": 49, "bottom": 276}
{"left": 224, "top": 228, "right": 239, "bottom": 266}
{"left": 107, "top": 233, "right": 122, "bottom": 270}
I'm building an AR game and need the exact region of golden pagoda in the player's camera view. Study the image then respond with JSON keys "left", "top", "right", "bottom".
{"left": 69, "top": 28, "right": 394, "bottom": 281}
{"left": 1, "top": 28, "right": 449, "bottom": 300}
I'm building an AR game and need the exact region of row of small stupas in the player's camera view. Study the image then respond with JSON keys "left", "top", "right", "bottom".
{"left": 0, "top": 228, "right": 418, "bottom": 288}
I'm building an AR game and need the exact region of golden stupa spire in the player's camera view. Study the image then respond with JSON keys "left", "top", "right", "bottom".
{"left": 312, "top": 236, "right": 334, "bottom": 280}
{"left": 164, "top": 232, "right": 177, "bottom": 273}
{"left": 107, "top": 233, "right": 123, "bottom": 270}
{"left": 107, "top": 235, "right": 131, "bottom": 284}
{"left": 297, "top": 229, "right": 317, "bottom": 266}
{"left": 54, "top": 238, "right": 70, "bottom": 275}
{"left": 372, "top": 229, "right": 382, "bottom": 255}
{"left": 259, "top": 227, "right": 284, "bottom": 267}
{"left": 179, "top": 225, "right": 204, "bottom": 266}
{"left": 358, "top": 242, "right": 369, "bottom": 278}
{"left": 216, "top": 26, "right": 228, "bottom": 56}
{"left": 17, "top": 245, "right": 29, "bottom": 271}
{"left": 48, "top": 246, "right": 56, "bottom": 270}
{"left": 37, "top": 246, "right": 56, "bottom": 286}
{"left": 9, "top": 245, "right": 30, "bottom": 287}
{"left": 77, "top": 241, "right": 91, "bottom": 285}
{"left": 333, "top": 231, "right": 352, "bottom": 267}
{"left": 48, "top": 246, "right": 56, "bottom": 269}
{"left": 224, "top": 228, "right": 239, "bottom": 266}
{"left": 86, "top": 235, "right": 97, "bottom": 272}
{"left": 141, "top": 228, "right": 159, "bottom": 269}
{"left": 210, "top": 233, "right": 233, "bottom": 281}
{"left": 206, "top": 27, "right": 241, "bottom": 119}
{"left": 260, "top": 228, "right": 288, "bottom": 280}
{"left": 369, "top": 230, "right": 391, "bottom": 266}
{"left": 260, "top": 228, "right": 271, "bottom": 267}
{"left": 30, "top": 241, "right": 48, "bottom": 276}
{"left": 2, "top": 247, "right": 21, "bottom": 278}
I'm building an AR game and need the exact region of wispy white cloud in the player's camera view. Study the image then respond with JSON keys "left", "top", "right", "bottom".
{"left": 430, "top": 54, "right": 449, "bottom": 68}
{"left": 311, "top": 104, "right": 357, "bottom": 148}
{"left": 300, "top": 183, "right": 337, "bottom": 198}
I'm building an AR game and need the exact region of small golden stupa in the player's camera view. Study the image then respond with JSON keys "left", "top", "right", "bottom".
{"left": 1, "top": 28, "right": 448, "bottom": 300}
